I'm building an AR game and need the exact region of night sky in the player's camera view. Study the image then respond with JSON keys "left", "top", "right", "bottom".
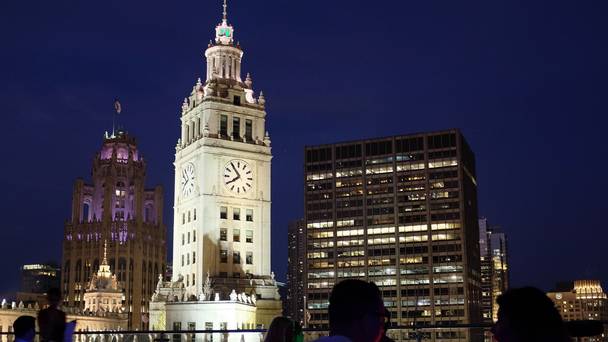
{"left": 1, "top": 0, "right": 607, "bottom": 296}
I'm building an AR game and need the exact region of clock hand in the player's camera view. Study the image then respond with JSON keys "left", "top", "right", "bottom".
{"left": 231, "top": 163, "right": 241, "bottom": 179}
{"left": 225, "top": 177, "right": 239, "bottom": 185}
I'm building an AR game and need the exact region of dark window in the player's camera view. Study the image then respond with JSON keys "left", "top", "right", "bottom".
{"left": 427, "top": 133, "right": 457, "bottom": 149}
{"left": 220, "top": 206, "right": 227, "bottom": 219}
{"left": 365, "top": 140, "right": 393, "bottom": 156}
{"left": 233, "top": 96, "right": 241, "bottom": 106}
{"left": 233, "top": 251, "right": 241, "bottom": 264}
{"left": 220, "top": 250, "right": 228, "bottom": 263}
{"left": 220, "top": 229, "right": 227, "bottom": 241}
{"left": 245, "top": 120, "right": 253, "bottom": 141}
{"left": 232, "top": 117, "right": 240, "bottom": 139}
{"left": 220, "top": 115, "right": 228, "bottom": 136}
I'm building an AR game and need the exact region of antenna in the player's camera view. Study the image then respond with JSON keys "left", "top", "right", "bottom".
{"left": 222, "top": 0, "right": 228, "bottom": 22}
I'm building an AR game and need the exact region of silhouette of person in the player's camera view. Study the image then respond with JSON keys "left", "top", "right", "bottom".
{"left": 13, "top": 315, "right": 36, "bottom": 342}
{"left": 264, "top": 316, "right": 303, "bottom": 342}
{"left": 491, "top": 287, "right": 570, "bottom": 342}
{"left": 38, "top": 288, "right": 67, "bottom": 342}
{"left": 314, "top": 279, "right": 387, "bottom": 342}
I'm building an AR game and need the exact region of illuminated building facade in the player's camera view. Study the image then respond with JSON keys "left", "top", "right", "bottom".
{"left": 547, "top": 280, "right": 608, "bottom": 341}
{"left": 304, "top": 130, "right": 482, "bottom": 341}
{"left": 479, "top": 218, "right": 508, "bottom": 323}
{"left": 62, "top": 132, "right": 167, "bottom": 329}
{"left": 286, "top": 219, "right": 306, "bottom": 325}
{"left": 149, "top": 2, "right": 282, "bottom": 337}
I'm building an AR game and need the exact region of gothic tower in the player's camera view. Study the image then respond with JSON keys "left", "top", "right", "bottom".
{"left": 62, "top": 131, "right": 167, "bottom": 329}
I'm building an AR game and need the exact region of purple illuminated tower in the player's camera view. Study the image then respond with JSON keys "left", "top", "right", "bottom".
{"left": 61, "top": 131, "right": 167, "bottom": 329}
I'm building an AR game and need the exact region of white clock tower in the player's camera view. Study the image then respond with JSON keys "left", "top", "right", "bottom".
{"left": 173, "top": 0, "right": 271, "bottom": 296}
{"left": 150, "top": 2, "right": 281, "bottom": 333}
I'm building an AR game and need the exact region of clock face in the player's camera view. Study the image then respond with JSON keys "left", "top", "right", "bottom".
{"left": 181, "top": 163, "right": 196, "bottom": 198}
{"left": 223, "top": 160, "right": 253, "bottom": 196}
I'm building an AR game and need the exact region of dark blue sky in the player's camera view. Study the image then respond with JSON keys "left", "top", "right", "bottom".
{"left": 1, "top": 0, "right": 607, "bottom": 295}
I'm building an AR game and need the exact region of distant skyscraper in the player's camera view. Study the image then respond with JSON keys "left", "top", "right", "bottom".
{"left": 479, "top": 218, "right": 509, "bottom": 323}
{"left": 20, "top": 264, "right": 60, "bottom": 294}
{"left": 285, "top": 219, "right": 305, "bottom": 324}
{"left": 17, "top": 263, "right": 61, "bottom": 307}
{"left": 547, "top": 280, "right": 608, "bottom": 342}
{"left": 61, "top": 131, "right": 166, "bottom": 329}
{"left": 304, "top": 130, "right": 482, "bottom": 341}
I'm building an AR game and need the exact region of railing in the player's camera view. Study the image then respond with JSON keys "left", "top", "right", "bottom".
{"left": 0, "top": 323, "right": 605, "bottom": 342}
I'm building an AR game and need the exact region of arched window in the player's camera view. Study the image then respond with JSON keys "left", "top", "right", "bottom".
{"left": 82, "top": 203, "right": 90, "bottom": 222}
{"left": 75, "top": 260, "right": 82, "bottom": 282}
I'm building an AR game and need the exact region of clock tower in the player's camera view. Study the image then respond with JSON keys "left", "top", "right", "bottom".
{"left": 172, "top": 0, "right": 271, "bottom": 298}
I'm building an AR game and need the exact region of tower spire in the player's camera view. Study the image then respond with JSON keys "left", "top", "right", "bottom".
{"left": 222, "top": 0, "right": 227, "bottom": 22}
{"left": 102, "top": 240, "right": 108, "bottom": 265}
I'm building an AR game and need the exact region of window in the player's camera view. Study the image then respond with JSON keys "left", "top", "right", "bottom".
{"left": 187, "top": 232, "right": 190, "bottom": 243}
{"left": 182, "top": 234, "right": 185, "bottom": 246}
{"left": 187, "top": 254, "right": 190, "bottom": 265}
{"left": 181, "top": 255, "right": 184, "bottom": 267}
{"left": 233, "top": 229, "right": 240, "bottom": 242}
{"left": 220, "top": 115, "right": 228, "bottom": 136}
{"left": 186, "top": 274, "right": 189, "bottom": 286}
{"left": 193, "top": 230, "right": 196, "bottom": 242}
{"left": 188, "top": 211, "right": 191, "bottom": 222}
{"left": 245, "top": 119, "right": 253, "bottom": 141}
{"left": 188, "top": 322, "right": 196, "bottom": 342}
{"left": 182, "top": 213, "right": 185, "bottom": 224}
{"left": 220, "top": 206, "right": 227, "bottom": 219}
{"left": 192, "top": 274, "right": 195, "bottom": 286}
{"left": 233, "top": 96, "right": 241, "bottom": 106}
{"left": 173, "top": 322, "right": 182, "bottom": 342}
{"left": 193, "top": 208, "right": 197, "bottom": 220}
{"left": 246, "top": 252, "right": 253, "bottom": 265}
{"left": 246, "top": 209, "right": 253, "bottom": 221}
{"left": 232, "top": 117, "right": 241, "bottom": 139}
{"left": 246, "top": 230, "right": 253, "bottom": 243}
{"left": 233, "top": 251, "right": 241, "bottom": 264}
{"left": 192, "top": 252, "right": 196, "bottom": 264}
{"left": 220, "top": 250, "right": 228, "bottom": 263}
{"left": 220, "top": 228, "right": 227, "bottom": 241}
{"left": 233, "top": 208, "right": 240, "bottom": 220}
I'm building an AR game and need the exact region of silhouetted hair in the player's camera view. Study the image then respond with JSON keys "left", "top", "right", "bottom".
{"left": 13, "top": 315, "right": 35, "bottom": 339}
{"left": 496, "top": 287, "right": 569, "bottom": 342}
{"left": 328, "top": 279, "right": 382, "bottom": 331}
{"left": 47, "top": 288, "right": 61, "bottom": 304}
{"left": 264, "top": 316, "right": 295, "bottom": 342}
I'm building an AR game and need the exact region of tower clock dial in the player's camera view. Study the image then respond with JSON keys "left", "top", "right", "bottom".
{"left": 223, "top": 159, "right": 253, "bottom": 196}
{"left": 181, "top": 162, "right": 196, "bottom": 198}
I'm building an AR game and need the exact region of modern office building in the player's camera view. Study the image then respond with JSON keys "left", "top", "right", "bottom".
{"left": 16, "top": 263, "right": 61, "bottom": 307}
{"left": 304, "top": 130, "right": 482, "bottom": 341}
{"left": 61, "top": 131, "right": 167, "bottom": 329}
{"left": 547, "top": 280, "right": 608, "bottom": 341}
{"left": 286, "top": 219, "right": 306, "bottom": 325}
{"left": 479, "top": 218, "right": 508, "bottom": 323}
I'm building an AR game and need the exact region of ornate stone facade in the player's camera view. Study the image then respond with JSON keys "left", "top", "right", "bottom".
{"left": 62, "top": 132, "right": 167, "bottom": 329}
{"left": 150, "top": 1, "right": 282, "bottom": 336}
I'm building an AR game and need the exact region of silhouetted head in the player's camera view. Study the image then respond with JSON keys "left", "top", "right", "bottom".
{"left": 493, "top": 287, "right": 569, "bottom": 342}
{"left": 13, "top": 315, "right": 35, "bottom": 342}
{"left": 264, "top": 316, "right": 295, "bottom": 342}
{"left": 47, "top": 287, "right": 62, "bottom": 306}
{"left": 329, "top": 279, "right": 387, "bottom": 342}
